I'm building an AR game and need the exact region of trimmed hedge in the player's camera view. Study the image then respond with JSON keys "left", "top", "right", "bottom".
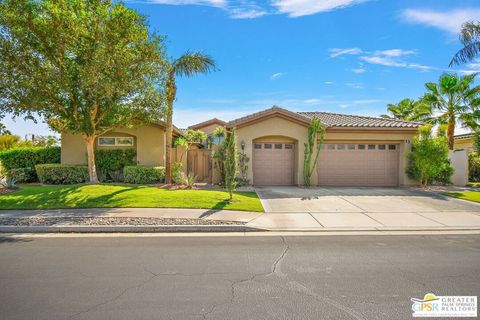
{"left": 36, "top": 164, "right": 89, "bottom": 184}
{"left": 7, "top": 167, "right": 36, "bottom": 183}
{"left": 95, "top": 149, "right": 136, "bottom": 182}
{"left": 0, "top": 147, "right": 61, "bottom": 180}
{"left": 123, "top": 166, "right": 165, "bottom": 184}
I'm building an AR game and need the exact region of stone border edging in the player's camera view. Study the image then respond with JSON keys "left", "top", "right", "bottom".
{"left": 0, "top": 225, "right": 263, "bottom": 233}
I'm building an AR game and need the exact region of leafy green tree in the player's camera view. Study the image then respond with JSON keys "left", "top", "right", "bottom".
{"left": 224, "top": 128, "right": 238, "bottom": 201}
{"left": 303, "top": 118, "right": 326, "bottom": 186}
{"left": 163, "top": 52, "right": 216, "bottom": 184}
{"left": 0, "top": 0, "right": 166, "bottom": 183}
{"left": 450, "top": 21, "right": 480, "bottom": 66}
{"left": 422, "top": 73, "right": 480, "bottom": 150}
{"left": 474, "top": 131, "right": 480, "bottom": 154}
{"left": 173, "top": 128, "right": 207, "bottom": 162}
{"left": 381, "top": 98, "right": 432, "bottom": 122}
{"left": 407, "top": 125, "right": 453, "bottom": 186}
{"left": 0, "top": 123, "right": 11, "bottom": 135}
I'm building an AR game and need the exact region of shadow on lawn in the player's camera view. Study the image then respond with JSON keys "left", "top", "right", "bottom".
{"left": 0, "top": 184, "right": 144, "bottom": 210}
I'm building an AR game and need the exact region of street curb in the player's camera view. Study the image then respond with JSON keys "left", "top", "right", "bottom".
{"left": 0, "top": 225, "right": 264, "bottom": 233}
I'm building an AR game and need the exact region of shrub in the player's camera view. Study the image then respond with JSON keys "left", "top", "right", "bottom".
{"left": 7, "top": 167, "right": 36, "bottom": 183}
{"left": 184, "top": 172, "right": 197, "bottom": 189}
{"left": 123, "top": 166, "right": 165, "bottom": 184}
{"left": 172, "top": 162, "right": 185, "bottom": 184}
{"left": 35, "top": 164, "right": 89, "bottom": 184}
{"left": 0, "top": 146, "right": 61, "bottom": 173}
{"left": 469, "top": 152, "right": 480, "bottom": 182}
{"left": 407, "top": 125, "right": 453, "bottom": 186}
{"left": 0, "top": 135, "right": 20, "bottom": 151}
{"left": 94, "top": 149, "right": 136, "bottom": 182}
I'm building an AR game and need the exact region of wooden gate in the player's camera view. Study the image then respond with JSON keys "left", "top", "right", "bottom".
{"left": 187, "top": 149, "right": 212, "bottom": 183}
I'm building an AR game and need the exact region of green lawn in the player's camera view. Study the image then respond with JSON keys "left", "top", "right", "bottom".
{"left": 444, "top": 191, "right": 480, "bottom": 203}
{"left": 0, "top": 184, "right": 264, "bottom": 212}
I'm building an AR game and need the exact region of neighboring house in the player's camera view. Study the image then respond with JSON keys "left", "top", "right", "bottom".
{"left": 454, "top": 133, "right": 475, "bottom": 153}
{"left": 61, "top": 106, "right": 422, "bottom": 186}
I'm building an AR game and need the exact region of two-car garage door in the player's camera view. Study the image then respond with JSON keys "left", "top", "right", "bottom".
{"left": 252, "top": 142, "right": 400, "bottom": 186}
{"left": 317, "top": 143, "right": 399, "bottom": 187}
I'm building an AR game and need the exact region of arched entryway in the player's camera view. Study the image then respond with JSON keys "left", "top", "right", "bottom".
{"left": 252, "top": 136, "right": 296, "bottom": 186}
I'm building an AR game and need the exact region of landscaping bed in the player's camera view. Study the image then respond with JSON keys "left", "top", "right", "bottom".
{"left": 0, "top": 184, "right": 264, "bottom": 212}
{"left": 0, "top": 217, "right": 244, "bottom": 226}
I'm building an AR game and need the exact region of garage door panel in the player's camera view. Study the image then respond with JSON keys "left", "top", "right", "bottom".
{"left": 253, "top": 143, "right": 294, "bottom": 186}
{"left": 317, "top": 143, "right": 399, "bottom": 187}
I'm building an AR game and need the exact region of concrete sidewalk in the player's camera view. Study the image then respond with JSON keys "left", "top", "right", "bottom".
{"left": 1, "top": 207, "right": 480, "bottom": 232}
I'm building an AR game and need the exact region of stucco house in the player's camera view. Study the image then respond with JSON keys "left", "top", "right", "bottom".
{"left": 61, "top": 106, "right": 422, "bottom": 186}
{"left": 454, "top": 133, "right": 475, "bottom": 153}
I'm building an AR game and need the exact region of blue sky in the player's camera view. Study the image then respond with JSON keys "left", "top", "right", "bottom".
{"left": 4, "top": 0, "right": 480, "bottom": 136}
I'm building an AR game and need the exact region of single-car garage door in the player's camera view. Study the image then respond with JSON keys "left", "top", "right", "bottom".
{"left": 317, "top": 143, "right": 399, "bottom": 187}
{"left": 253, "top": 142, "right": 294, "bottom": 185}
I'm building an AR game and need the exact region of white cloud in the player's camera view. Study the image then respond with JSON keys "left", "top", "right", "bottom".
{"left": 373, "top": 49, "right": 416, "bottom": 57}
{"left": 270, "top": 72, "right": 286, "bottom": 80}
{"left": 345, "top": 82, "right": 364, "bottom": 89}
{"left": 402, "top": 8, "right": 480, "bottom": 34}
{"left": 351, "top": 67, "right": 366, "bottom": 73}
{"left": 272, "top": 0, "right": 368, "bottom": 17}
{"left": 324, "top": 81, "right": 334, "bottom": 85}
{"left": 329, "top": 48, "right": 363, "bottom": 58}
{"left": 146, "top": 0, "right": 226, "bottom": 6}
{"left": 360, "top": 55, "right": 431, "bottom": 71}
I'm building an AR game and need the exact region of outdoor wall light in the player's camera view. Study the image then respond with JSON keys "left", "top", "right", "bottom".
{"left": 240, "top": 140, "right": 245, "bottom": 150}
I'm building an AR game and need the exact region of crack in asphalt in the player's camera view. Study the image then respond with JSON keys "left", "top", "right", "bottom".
{"left": 285, "top": 281, "right": 367, "bottom": 320}
{"left": 203, "top": 236, "right": 290, "bottom": 319}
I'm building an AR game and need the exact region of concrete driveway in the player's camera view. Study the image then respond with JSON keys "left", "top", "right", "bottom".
{"left": 250, "top": 186, "right": 480, "bottom": 230}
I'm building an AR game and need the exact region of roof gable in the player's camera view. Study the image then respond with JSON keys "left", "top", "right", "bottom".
{"left": 189, "top": 118, "right": 226, "bottom": 130}
{"left": 227, "top": 106, "right": 311, "bottom": 128}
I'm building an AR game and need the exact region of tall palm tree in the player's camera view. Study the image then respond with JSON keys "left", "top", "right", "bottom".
{"left": 422, "top": 73, "right": 480, "bottom": 150}
{"left": 450, "top": 21, "right": 480, "bottom": 66}
{"left": 381, "top": 98, "right": 432, "bottom": 122}
{"left": 164, "top": 52, "right": 216, "bottom": 184}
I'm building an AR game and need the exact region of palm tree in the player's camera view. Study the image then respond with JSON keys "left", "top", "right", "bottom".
{"left": 381, "top": 98, "right": 432, "bottom": 122}
{"left": 164, "top": 52, "right": 216, "bottom": 184}
{"left": 422, "top": 73, "right": 480, "bottom": 150}
{"left": 450, "top": 21, "right": 480, "bottom": 66}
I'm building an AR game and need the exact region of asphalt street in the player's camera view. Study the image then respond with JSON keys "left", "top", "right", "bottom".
{"left": 0, "top": 234, "right": 479, "bottom": 320}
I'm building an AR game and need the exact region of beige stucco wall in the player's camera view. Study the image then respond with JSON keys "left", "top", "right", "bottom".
{"left": 61, "top": 125, "right": 166, "bottom": 166}
{"left": 234, "top": 116, "right": 309, "bottom": 185}
{"left": 323, "top": 130, "right": 417, "bottom": 186}
{"left": 454, "top": 138, "right": 474, "bottom": 152}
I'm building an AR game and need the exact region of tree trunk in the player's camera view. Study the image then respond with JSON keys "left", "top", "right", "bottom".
{"left": 165, "top": 108, "right": 173, "bottom": 184}
{"left": 85, "top": 135, "right": 99, "bottom": 183}
{"left": 447, "top": 117, "right": 455, "bottom": 150}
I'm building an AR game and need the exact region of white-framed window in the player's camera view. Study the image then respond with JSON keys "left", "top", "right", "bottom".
{"left": 98, "top": 137, "right": 134, "bottom": 147}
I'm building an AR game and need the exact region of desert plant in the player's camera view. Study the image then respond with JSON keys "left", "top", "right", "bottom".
{"left": 224, "top": 129, "right": 238, "bottom": 200}
{"left": 123, "top": 166, "right": 165, "bottom": 184}
{"left": 1, "top": 177, "right": 17, "bottom": 189}
{"left": 303, "top": 118, "right": 326, "bottom": 186}
{"left": 212, "top": 127, "right": 227, "bottom": 185}
{"left": 184, "top": 172, "right": 197, "bottom": 189}
{"left": 35, "top": 164, "right": 89, "bottom": 184}
{"left": 238, "top": 147, "right": 250, "bottom": 184}
{"left": 172, "top": 162, "right": 186, "bottom": 184}
{"left": 407, "top": 125, "right": 453, "bottom": 186}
